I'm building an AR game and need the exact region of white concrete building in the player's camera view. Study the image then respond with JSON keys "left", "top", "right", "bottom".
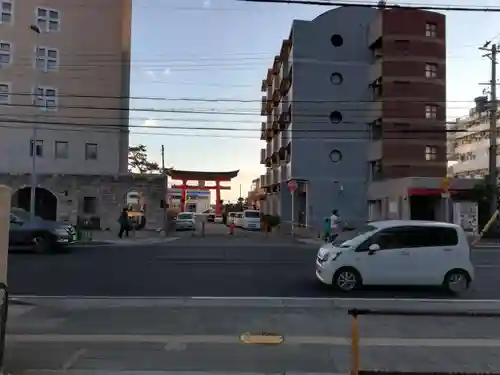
{"left": 448, "top": 102, "right": 500, "bottom": 179}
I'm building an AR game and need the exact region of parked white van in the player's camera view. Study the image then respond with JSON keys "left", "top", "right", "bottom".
{"left": 240, "top": 210, "right": 261, "bottom": 230}
{"left": 316, "top": 220, "right": 474, "bottom": 294}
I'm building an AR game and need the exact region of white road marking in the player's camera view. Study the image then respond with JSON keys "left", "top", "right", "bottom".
{"left": 11, "top": 295, "right": 500, "bottom": 303}
{"left": 19, "top": 372, "right": 346, "bottom": 375}
{"left": 164, "top": 342, "right": 188, "bottom": 351}
{"left": 8, "top": 334, "right": 500, "bottom": 347}
{"left": 61, "top": 349, "right": 86, "bottom": 371}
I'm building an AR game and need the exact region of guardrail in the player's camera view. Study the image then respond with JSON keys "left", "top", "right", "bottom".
{"left": 347, "top": 308, "right": 500, "bottom": 375}
{"left": 0, "top": 282, "right": 8, "bottom": 373}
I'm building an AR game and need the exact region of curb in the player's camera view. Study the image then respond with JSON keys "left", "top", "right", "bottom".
{"left": 70, "top": 238, "right": 180, "bottom": 247}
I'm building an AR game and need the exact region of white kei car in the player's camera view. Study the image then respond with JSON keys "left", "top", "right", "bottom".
{"left": 316, "top": 220, "right": 474, "bottom": 294}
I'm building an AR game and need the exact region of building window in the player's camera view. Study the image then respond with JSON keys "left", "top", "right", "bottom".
{"left": 0, "top": 42, "right": 11, "bottom": 65}
{"left": 394, "top": 40, "right": 409, "bottom": 55}
{"left": 425, "top": 22, "right": 437, "bottom": 38}
{"left": 85, "top": 143, "right": 98, "bottom": 160}
{"left": 82, "top": 197, "right": 97, "bottom": 214}
{"left": 425, "top": 146, "right": 438, "bottom": 161}
{"left": 36, "top": 47, "right": 58, "bottom": 71}
{"left": 425, "top": 105, "right": 438, "bottom": 119}
{"left": 54, "top": 141, "right": 68, "bottom": 159}
{"left": 30, "top": 139, "right": 43, "bottom": 157}
{"left": 36, "top": 8, "right": 60, "bottom": 32}
{"left": 0, "top": 83, "right": 10, "bottom": 104}
{"left": 425, "top": 63, "right": 438, "bottom": 78}
{"left": 394, "top": 81, "right": 410, "bottom": 95}
{"left": 0, "top": 0, "right": 12, "bottom": 24}
{"left": 34, "top": 87, "right": 57, "bottom": 110}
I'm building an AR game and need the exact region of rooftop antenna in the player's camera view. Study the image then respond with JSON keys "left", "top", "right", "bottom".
{"left": 377, "top": 0, "right": 387, "bottom": 8}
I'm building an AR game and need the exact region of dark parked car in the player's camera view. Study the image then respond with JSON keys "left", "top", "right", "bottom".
{"left": 9, "top": 207, "right": 76, "bottom": 253}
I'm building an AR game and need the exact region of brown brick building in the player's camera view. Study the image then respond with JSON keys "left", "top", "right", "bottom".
{"left": 368, "top": 8, "right": 447, "bottom": 181}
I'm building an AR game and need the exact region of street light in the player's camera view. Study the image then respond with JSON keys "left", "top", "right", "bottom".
{"left": 29, "top": 24, "right": 41, "bottom": 220}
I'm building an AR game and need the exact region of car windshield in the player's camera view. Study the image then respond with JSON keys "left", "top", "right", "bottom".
{"left": 244, "top": 211, "right": 260, "bottom": 218}
{"left": 178, "top": 213, "right": 193, "bottom": 220}
{"left": 331, "top": 225, "right": 378, "bottom": 248}
{"left": 11, "top": 207, "right": 32, "bottom": 221}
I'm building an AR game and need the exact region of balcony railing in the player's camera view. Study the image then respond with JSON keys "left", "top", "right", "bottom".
{"left": 272, "top": 167, "right": 280, "bottom": 185}
{"left": 272, "top": 133, "right": 281, "bottom": 155}
{"left": 266, "top": 98, "right": 273, "bottom": 114}
{"left": 266, "top": 168, "right": 272, "bottom": 186}
{"left": 261, "top": 79, "right": 267, "bottom": 93}
{"left": 266, "top": 141, "right": 272, "bottom": 160}
{"left": 260, "top": 174, "right": 266, "bottom": 188}
{"left": 273, "top": 108, "right": 281, "bottom": 131}
{"left": 266, "top": 114, "right": 273, "bottom": 130}
{"left": 280, "top": 65, "right": 292, "bottom": 95}
{"left": 260, "top": 96, "right": 267, "bottom": 116}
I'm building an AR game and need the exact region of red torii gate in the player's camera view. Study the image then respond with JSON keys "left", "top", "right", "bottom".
{"left": 167, "top": 169, "right": 239, "bottom": 216}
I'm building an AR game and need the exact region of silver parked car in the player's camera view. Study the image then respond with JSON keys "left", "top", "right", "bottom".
{"left": 175, "top": 212, "right": 196, "bottom": 231}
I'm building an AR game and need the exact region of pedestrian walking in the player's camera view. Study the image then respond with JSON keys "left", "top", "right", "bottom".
{"left": 330, "top": 209, "right": 341, "bottom": 241}
{"left": 118, "top": 207, "right": 130, "bottom": 238}
{"left": 323, "top": 216, "right": 331, "bottom": 243}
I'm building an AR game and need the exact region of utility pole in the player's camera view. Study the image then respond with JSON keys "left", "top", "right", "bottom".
{"left": 161, "top": 145, "right": 169, "bottom": 236}
{"left": 480, "top": 41, "right": 499, "bottom": 216}
{"left": 29, "top": 25, "right": 41, "bottom": 220}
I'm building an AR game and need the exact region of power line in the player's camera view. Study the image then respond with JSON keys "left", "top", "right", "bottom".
{"left": 8, "top": 53, "right": 469, "bottom": 70}
{"left": 239, "top": 0, "right": 500, "bottom": 12}
{"left": 1, "top": 91, "right": 480, "bottom": 105}
{"left": 0, "top": 111, "right": 473, "bottom": 124}
{"left": 0, "top": 116, "right": 489, "bottom": 136}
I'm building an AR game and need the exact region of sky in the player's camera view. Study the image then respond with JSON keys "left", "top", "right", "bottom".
{"left": 128, "top": 0, "right": 500, "bottom": 202}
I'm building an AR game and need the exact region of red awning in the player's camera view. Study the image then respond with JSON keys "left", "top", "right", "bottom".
{"left": 407, "top": 188, "right": 463, "bottom": 196}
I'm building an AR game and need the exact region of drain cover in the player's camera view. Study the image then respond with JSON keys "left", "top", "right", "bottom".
{"left": 240, "top": 332, "right": 284, "bottom": 345}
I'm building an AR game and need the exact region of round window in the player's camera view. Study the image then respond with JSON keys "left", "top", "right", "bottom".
{"left": 330, "top": 73, "right": 343, "bottom": 85}
{"left": 329, "top": 111, "right": 343, "bottom": 124}
{"left": 331, "top": 34, "right": 343, "bottom": 47}
{"left": 329, "top": 150, "right": 343, "bottom": 163}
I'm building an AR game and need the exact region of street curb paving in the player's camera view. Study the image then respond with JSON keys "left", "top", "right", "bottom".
{"left": 71, "top": 237, "right": 180, "bottom": 247}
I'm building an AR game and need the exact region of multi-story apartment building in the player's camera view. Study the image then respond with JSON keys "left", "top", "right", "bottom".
{"left": 247, "top": 177, "right": 265, "bottom": 209}
{"left": 259, "top": 6, "right": 452, "bottom": 227}
{"left": 448, "top": 97, "right": 500, "bottom": 179}
{"left": 0, "top": 0, "right": 131, "bottom": 175}
{"left": 0, "top": 0, "right": 168, "bottom": 230}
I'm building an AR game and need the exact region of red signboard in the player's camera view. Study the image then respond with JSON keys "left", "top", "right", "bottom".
{"left": 288, "top": 179, "right": 297, "bottom": 192}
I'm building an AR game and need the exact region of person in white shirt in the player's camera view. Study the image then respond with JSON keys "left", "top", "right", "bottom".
{"left": 330, "top": 209, "right": 340, "bottom": 240}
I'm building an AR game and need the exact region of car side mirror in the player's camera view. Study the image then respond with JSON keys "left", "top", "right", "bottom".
{"left": 10, "top": 218, "right": 22, "bottom": 225}
{"left": 368, "top": 243, "right": 380, "bottom": 255}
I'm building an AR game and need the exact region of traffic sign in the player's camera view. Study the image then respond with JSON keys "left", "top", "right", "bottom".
{"left": 440, "top": 176, "right": 451, "bottom": 192}
{"left": 287, "top": 179, "right": 297, "bottom": 192}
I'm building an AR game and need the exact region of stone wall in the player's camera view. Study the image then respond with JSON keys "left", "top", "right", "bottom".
{"left": 0, "top": 173, "right": 165, "bottom": 231}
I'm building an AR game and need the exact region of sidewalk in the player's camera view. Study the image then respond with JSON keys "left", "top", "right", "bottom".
{"left": 75, "top": 230, "right": 180, "bottom": 247}
{"left": 7, "top": 297, "right": 500, "bottom": 374}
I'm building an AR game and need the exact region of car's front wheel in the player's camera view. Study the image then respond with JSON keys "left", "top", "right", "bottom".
{"left": 332, "top": 267, "right": 362, "bottom": 292}
{"left": 32, "top": 235, "right": 54, "bottom": 254}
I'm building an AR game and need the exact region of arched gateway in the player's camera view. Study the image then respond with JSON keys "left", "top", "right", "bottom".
{"left": 12, "top": 187, "right": 58, "bottom": 221}
{"left": 167, "top": 169, "right": 239, "bottom": 216}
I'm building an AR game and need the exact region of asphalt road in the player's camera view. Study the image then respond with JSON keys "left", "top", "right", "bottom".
{"left": 7, "top": 227, "right": 500, "bottom": 298}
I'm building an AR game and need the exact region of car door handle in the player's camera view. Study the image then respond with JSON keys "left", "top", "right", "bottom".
{"left": 399, "top": 251, "right": 410, "bottom": 255}
{"left": 442, "top": 248, "right": 453, "bottom": 252}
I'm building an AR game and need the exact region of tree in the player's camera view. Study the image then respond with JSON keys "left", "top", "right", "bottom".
{"left": 128, "top": 144, "right": 160, "bottom": 174}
